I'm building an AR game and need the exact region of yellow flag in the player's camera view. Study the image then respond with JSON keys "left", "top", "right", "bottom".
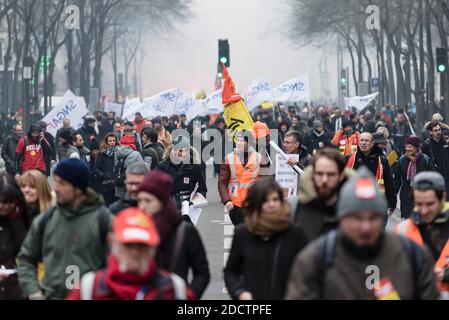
{"left": 261, "top": 101, "right": 274, "bottom": 109}
{"left": 223, "top": 100, "right": 254, "bottom": 136}
{"left": 387, "top": 150, "right": 398, "bottom": 167}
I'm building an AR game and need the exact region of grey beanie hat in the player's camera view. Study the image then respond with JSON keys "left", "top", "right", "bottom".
{"left": 337, "top": 166, "right": 387, "bottom": 219}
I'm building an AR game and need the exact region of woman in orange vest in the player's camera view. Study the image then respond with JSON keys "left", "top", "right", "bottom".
{"left": 218, "top": 130, "right": 262, "bottom": 226}
{"left": 331, "top": 120, "right": 359, "bottom": 156}
{"left": 394, "top": 171, "right": 449, "bottom": 299}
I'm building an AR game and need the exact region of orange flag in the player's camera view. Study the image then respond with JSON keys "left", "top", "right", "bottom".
{"left": 221, "top": 63, "right": 243, "bottom": 105}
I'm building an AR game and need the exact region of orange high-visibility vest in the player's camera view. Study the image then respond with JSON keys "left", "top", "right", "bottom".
{"left": 226, "top": 150, "right": 261, "bottom": 207}
{"left": 331, "top": 131, "right": 359, "bottom": 156}
{"left": 395, "top": 219, "right": 449, "bottom": 295}
{"left": 347, "top": 152, "right": 385, "bottom": 193}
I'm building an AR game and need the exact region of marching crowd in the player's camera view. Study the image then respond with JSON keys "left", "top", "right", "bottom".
{"left": 0, "top": 101, "right": 448, "bottom": 300}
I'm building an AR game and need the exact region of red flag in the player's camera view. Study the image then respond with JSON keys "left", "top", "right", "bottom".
{"left": 221, "top": 62, "right": 243, "bottom": 104}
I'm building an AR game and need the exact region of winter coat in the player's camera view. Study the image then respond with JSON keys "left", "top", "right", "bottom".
{"left": 159, "top": 221, "right": 210, "bottom": 299}
{"left": 109, "top": 193, "right": 137, "bottom": 215}
{"left": 392, "top": 122, "right": 412, "bottom": 154}
{"left": 290, "top": 166, "right": 353, "bottom": 242}
{"left": 94, "top": 150, "right": 116, "bottom": 187}
{"left": 157, "top": 147, "right": 207, "bottom": 207}
{"left": 304, "top": 130, "right": 332, "bottom": 155}
{"left": 17, "top": 189, "right": 113, "bottom": 300}
{"left": 286, "top": 231, "right": 439, "bottom": 300}
{"left": 1, "top": 134, "right": 20, "bottom": 175}
{"left": 78, "top": 126, "right": 97, "bottom": 150}
{"left": 394, "top": 154, "right": 435, "bottom": 217}
{"left": 224, "top": 224, "right": 308, "bottom": 300}
{"left": 346, "top": 146, "right": 397, "bottom": 210}
{"left": 0, "top": 215, "right": 28, "bottom": 299}
{"left": 65, "top": 145, "right": 90, "bottom": 163}
{"left": 114, "top": 147, "right": 144, "bottom": 198}
{"left": 141, "top": 143, "right": 160, "bottom": 170}
{"left": 421, "top": 137, "right": 449, "bottom": 180}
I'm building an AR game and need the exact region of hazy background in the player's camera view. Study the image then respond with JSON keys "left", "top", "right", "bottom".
{"left": 140, "top": 0, "right": 338, "bottom": 100}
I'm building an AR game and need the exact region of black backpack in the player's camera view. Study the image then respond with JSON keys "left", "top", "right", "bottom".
{"left": 314, "top": 230, "right": 423, "bottom": 299}
{"left": 114, "top": 153, "right": 130, "bottom": 187}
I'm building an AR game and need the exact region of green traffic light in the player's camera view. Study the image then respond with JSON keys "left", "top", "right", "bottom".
{"left": 438, "top": 64, "right": 446, "bottom": 72}
{"left": 340, "top": 78, "right": 347, "bottom": 84}
{"left": 218, "top": 72, "right": 223, "bottom": 78}
{"left": 220, "top": 57, "right": 228, "bottom": 64}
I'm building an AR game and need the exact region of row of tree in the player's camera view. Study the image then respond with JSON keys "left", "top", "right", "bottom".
{"left": 0, "top": 0, "right": 191, "bottom": 116}
{"left": 287, "top": 0, "right": 449, "bottom": 127}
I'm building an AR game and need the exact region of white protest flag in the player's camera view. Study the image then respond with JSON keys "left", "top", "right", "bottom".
{"left": 43, "top": 90, "right": 89, "bottom": 137}
{"left": 122, "top": 98, "right": 142, "bottom": 120}
{"left": 204, "top": 90, "right": 223, "bottom": 115}
{"left": 141, "top": 88, "right": 179, "bottom": 119}
{"left": 187, "top": 99, "right": 207, "bottom": 121}
{"left": 245, "top": 77, "right": 273, "bottom": 111}
{"left": 104, "top": 102, "right": 123, "bottom": 116}
{"left": 273, "top": 74, "right": 310, "bottom": 103}
{"left": 345, "top": 92, "right": 379, "bottom": 111}
{"left": 173, "top": 89, "right": 196, "bottom": 116}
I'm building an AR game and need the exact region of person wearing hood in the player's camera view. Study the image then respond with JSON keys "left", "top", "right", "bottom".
{"left": 289, "top": 148, "right": 352, "bottom": 241}
{"left": 157, "top": 136, "right": 207, "bottom": 214}
{"left": 114, "top": 139, "right": 144, "bottom": 199}
{"left": 282, "top": 131, "right": 311, "bottom": 170}
{"left": 17, "top": 159, "right": 113, "bottom": 300}
{"left": 14, "top": 124, "right": 52, "bottom": 179}
{"left": 394, "top": 136, "right": 435, "bottom": 219}
{"left": 346, "top": 132, "right": 396, "bottom": 220}
{"left": 331, "top": 119, "right": 359, "bottom": 157}
{"left": 304, "top": 120, "right": 331, "bottom": 156}
{"left": 224, "top": 178, "right": 308, "bottom": 300}
{"left": 137, "top": 171, "right": 210, "bottom": 299}
{"left": 1, "top": 124, "right": 23, "bottom": 176}
{"left": 219, "top": 131, "right": 262, "bottom": 226}
{"left": 286, "top": 167, "right": 439, "bottom": 300}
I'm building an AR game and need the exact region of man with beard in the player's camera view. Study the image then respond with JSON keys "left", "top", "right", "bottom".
{"left": 290, "top": 148, "right": 353, "bottom": 241}
{"left": 286, "top": 167, "right": 439, "bottom": 300}
{"left": 331, "top": 120, "right": 359, "bottom": 157}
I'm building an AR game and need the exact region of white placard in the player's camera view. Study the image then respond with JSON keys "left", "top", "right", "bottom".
{"left": 345, "top": 92, "right": 379, "bottom": 111}
{"left": 122, "top": 98, "right": 142, "bottom": 120}
{"left": 273, "top": 74, "right": 310, "bottom": 103}
{"left": 275, "top": 153, "right": 299, "bottom": 199}
{"left": 204, "top": 90, "right": 223, "bottom": 114}
{"left": 246, "top": 77, "right": 273, "bottom": 111}
{"left": 43, "top": 90, "right": 89, "bottom": 137}
{"left": 104, "top": 102, "right": 123, "bottom": 116}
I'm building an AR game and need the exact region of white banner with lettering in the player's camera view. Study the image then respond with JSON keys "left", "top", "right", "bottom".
{"left": 122, "top": 98, "right": 142, "bottom": 120}
{"left": 273, "top": 74, "right": 310, "bottom": 103}
{"left": 43, "top": 90, "right": 89, "bottom": 137}
{"left": 104, "top": 102, "right": 123, "bottom": 116}
{"left": 140, "top": 88, "right": 180, "bottom": 119}
{"left": 345, "top": 92, "right": 379, "bottom": 111}
{"left": 246, "top": 78, "right": 273, "bottom": 111}
{"left": 275, "top": 153, "right": 299, "bottom": 199}
{"left": 204, "top": 90, "right": 223, "bottom": 115}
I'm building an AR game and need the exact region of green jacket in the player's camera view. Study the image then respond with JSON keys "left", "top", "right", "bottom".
{"left": 17, "top": 189, "right": 113, "bottom": 300}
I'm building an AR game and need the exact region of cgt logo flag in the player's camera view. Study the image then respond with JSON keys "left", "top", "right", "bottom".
{"left": 221, "top": 62, "right": 254, "bottom": 136}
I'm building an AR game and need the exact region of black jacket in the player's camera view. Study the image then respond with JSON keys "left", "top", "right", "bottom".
{"left": 304, "top": 130, "right": 332, "bottom": 155}
{"left": 159, "top": 222, "right": 210, "bottom": 299}
{"left": 157, "top": 152, "right": 207, "bottom": 206}
{"left": 141, "top": 143, "right": 160, "bottom": 170}
{"left": 421, "top": 138, "right": 449, "bottom": 180}
{"left": 1, "top": 134, "right": 20, "bottom": 175}
{"left": 109, "top": 193, "right": 137, "bottom": 215}
{"left": 224, "top": 224, "right": 308, "bottom": 300}
{"left": 78, "top": 125, "right": 97, "bottom": 150}
{"left": 44, "top": 132, "right": 56, "bottom": 162}
{"left": 347, "top": 146, "right": 397, "bottom": 210}
{"left": 392, "top": 122, "right": 412, "bottom": 153}
{"left": 0, "top": 215, "right": 28, "bottom": 299}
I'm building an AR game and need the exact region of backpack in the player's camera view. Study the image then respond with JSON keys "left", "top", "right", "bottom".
{"left": 37, "top": 206, "right": 110, "bottom": 266}
{"left": 114, "top": 153, "right": 131, "bottom": 187}
{"left": 314, "top": 230, "right": 423, "bottom": 299}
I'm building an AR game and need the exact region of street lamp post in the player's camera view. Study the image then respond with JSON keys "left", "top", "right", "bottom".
{"left": 23, "top": 57, "right": 33, "bottom": 132}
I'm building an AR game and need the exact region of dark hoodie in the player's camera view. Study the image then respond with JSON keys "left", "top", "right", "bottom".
{"left": 346, "top": 146, "right": 397, "bottom": 210}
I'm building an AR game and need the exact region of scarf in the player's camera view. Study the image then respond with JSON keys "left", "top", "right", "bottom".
{"left": 105, "top": 146, "right": 117, "bottom": 158}
{"left": 406, "top": 150, "right": 422, "bottom": 182}
{"left": 313, "top": 130, "right": 324, "bottom": 137}
{"left": 244, "top": 203, "right": 292, "bottom": 237}
{"left": 104, "top": 255, "right": 158, "bottom": 300}
{"left": 153, "top": 200, "right": 182, "bottom": 242}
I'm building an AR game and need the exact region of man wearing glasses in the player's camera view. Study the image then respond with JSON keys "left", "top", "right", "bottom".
{"left": 422, "top": 121, "right": 449, "bottom": 199}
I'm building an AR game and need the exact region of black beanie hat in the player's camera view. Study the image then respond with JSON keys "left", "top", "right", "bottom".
{"left": 53, "top": 159, "right": 90, "bottom": 192}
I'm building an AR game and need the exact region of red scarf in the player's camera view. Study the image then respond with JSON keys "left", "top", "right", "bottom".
{"left": 104, "top": 255, "right": 157, "bottom": 300}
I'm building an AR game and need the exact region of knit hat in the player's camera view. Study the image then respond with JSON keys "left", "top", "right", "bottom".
{"left": 53, "top": 159, "right": 90, "bottom": 192}
{"left": 137, "top": 171, "right": 174, "bottom": 204}
{"left": 120, "top": 135, "right": 137, "bottom": 151}
{"left": 337, "top": 166, "right": 387, "bottom": 219}
{"left": 313, "top": 120, "right": 323, "bottom": 130}
{"left": 342, "top": 119, "right": 352, "bottom": 129}
{"left": 173, "top": 136, "right": 190, "bottom": 151}
{"left": 59, "top": 129, "right": 72, "bottom": 142}
{"left": 373, "top": 132, "right": 387, "bottom": 145}
{"left": 405, "top": 136, "right": 420, "bottom": 149}
{"left": 252, "top": 121, "right": 271, "bottom": 139}
{"left": 413, "top": 171, "right": 446, "bottom": 192}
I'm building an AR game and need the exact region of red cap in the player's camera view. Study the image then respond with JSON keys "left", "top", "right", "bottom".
{"left": 113, "top": 208, "right": 160, "bottom": 246}
{"left": 252, "top": 121, "right": 271, "bottom": 139}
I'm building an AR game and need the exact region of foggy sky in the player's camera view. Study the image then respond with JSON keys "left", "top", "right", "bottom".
{"left": 140, "top": 0, "right": 338, "bottom": 100}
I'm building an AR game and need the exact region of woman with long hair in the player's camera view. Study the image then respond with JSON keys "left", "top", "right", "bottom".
{"left": 0, "top": 173, "right": 29, "bottom": 299}
{"left": 224, "top": 177, "right": 308, "bottom": 300}
{"left": 94, "top": 133, "right": 120, "bottom": 206}
{"left": 19, "top": 170, "right": 54, "bottom": 220}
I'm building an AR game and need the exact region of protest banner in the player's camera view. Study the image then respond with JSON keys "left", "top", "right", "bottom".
{"left": 344, "top": 92, "right": 379, "bottom": 111}
{"left": 245, "top": 77, "right": 273, "bottom": 111}
{"left": 273, "top": 74, "right": 310, "bottom": 103}
{"left": 204, "top": 90, "right": 223, "bottom": 115}
{"left": 275, "top": 153, "right": 299, "bottom": 199}
{"left": 122, "top": 98, "right": 142, "bottom": 120}
{"left": 104, "top": 102, "right": 123, "bottom": 116}
{"left": 43, "top": 90, "right": 89, "bottom": 137}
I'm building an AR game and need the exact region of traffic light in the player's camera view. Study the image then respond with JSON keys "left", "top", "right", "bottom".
{"left": 436, "top": 47, "right": 448, "bottom": 73}
{"left": 217, "top": 62, "right": 223, "bottom": 78}
{"left": 39, "top": 55, "right": 51, "bottom": 71}
{"left": 340, "top": 68, "right": 348, "bottom": 95}
{"left": 218, "top": 39, "right": 230, "bottom": 68}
